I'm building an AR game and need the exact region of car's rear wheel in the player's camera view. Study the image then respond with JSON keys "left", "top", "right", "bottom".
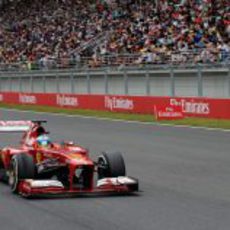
{"left": 9, "top": 153, "right": 35, "bottom": 193}
{"left": 97, "top": 152, "right": 126, "bottom": 179}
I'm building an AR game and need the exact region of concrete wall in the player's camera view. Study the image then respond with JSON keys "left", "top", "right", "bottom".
{"left": 0, "top": 67, "right": 229, "bottom": 98}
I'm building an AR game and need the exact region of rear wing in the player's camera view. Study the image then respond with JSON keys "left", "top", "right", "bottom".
{"left": 0, "top": 121, "right": 33, "bottom": 132}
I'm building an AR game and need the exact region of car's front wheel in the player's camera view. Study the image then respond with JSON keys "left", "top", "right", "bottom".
{"left": 97, "top": 151, "right": 126, "bottom": 179}
{"left": 8, "top": 153, "right": 35, "bottom": 193}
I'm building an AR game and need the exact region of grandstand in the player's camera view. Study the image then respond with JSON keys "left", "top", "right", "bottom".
{"left": 0, "top": 0, "right": 229, "bottom": 70}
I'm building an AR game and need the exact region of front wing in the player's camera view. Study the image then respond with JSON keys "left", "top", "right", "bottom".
{"left": 18, "top": 176, "right": 139, "bottom": 197}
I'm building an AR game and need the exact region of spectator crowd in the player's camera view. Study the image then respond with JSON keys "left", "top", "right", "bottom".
{"left": 0, "top": 0, "right": 229, "bottom": 69}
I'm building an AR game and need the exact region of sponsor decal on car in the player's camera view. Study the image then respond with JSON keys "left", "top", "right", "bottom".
{"left": 36, "top": 152, "right": 42, "bottom": 164}
{"left": 26, "top": 179, "right": 64, "bottom": 188}
{"left": 0, "top": 121, "right": 32, "bottom": 126}
{"left": 68, "top": 153, "right": 89, "bottom": 164}
{"left": 0, "top": 94, "right": 3, "bottom": 102}
{"left": 56, "top": 94, "right": 79, "bottom": 107}
{"left": 19, "top": 94, "right": 37, "bottom": 104}
{"left": 97, "top": 177, "right": 137, "bottom": 187}
{"left": 0, "top": 121, "right": 32, "bottom": 131}
{"left": 105, "top": 96, "right": 134, "bottom": 111}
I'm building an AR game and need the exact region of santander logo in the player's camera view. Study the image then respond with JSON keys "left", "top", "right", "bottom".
{"left": 170, "top": 98, "right": 210, "bottom": 115}
{"left": 19, "top": 94, "right": 37, "bottom": 104}
{"left": 105, "top": 96, "right": 134, "bottom": 111}
{"left": 56, "top": 95, "right": 78, "bottom": 107}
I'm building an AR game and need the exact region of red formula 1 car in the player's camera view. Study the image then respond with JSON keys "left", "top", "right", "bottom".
{"left": 0, "top": 120, "right": 138, "bottom": 197}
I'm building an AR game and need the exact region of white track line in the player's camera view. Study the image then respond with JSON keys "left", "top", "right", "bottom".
{"left": 1, "top": 107, "right": 230, "bottom": 133}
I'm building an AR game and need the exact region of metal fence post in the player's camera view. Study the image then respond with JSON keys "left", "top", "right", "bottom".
{"left": 0, "top": 74, "right": 2, "bottom": 92}
{"left": 70, "top": 73, "right": 75, "bottom": 94}
{"left": 145, "top": 68, "right": 150, "bottom": 96}
{"left": 43, "top": 76, "right": 46, "bottom": 93}
{"left": 56, "top": 74, "right": 60, "bottom": 93}
{"left": 19, "top": 75, "right": 22, "bottom": 92}
{"left": 104, "top": 70, "right": 109, "bottom": 94}
{"left": 170, "top": 66, "right": 175, "bottom": 96}
{"left": 9, "top": 76, "right": 12, "bottom": 92}
{"left": 197, "top": 65, "right": 203, "bottom": 97}
{"left": 87, "top": 70, "right": 91, "bottom": 94}
{"left": 30, "top": 75, "right": 34, "bottom": 93}
{"left": 228, "top": 67, "right": 230, "bottom": 98}
{"left": 124, "top": 69, "right": 128, "bottom": 95}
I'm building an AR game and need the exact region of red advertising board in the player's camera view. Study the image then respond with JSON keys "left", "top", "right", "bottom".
{"left": 154, "top": 105, "right": 184, "bottom": 121}
{"left": 0, "top": 92, "right": 229, "bottom": 120}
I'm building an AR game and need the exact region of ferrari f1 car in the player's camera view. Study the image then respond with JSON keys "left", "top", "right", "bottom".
{"left": 0, "top": 120, "right": 138, "bottom": 197}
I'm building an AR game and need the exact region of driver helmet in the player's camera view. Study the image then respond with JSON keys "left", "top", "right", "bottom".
{"left": 36, "top": 134, "right": 51, "bottom": 147}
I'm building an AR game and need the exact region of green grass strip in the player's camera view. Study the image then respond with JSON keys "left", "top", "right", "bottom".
{"left": 0, "top": 103, "right": 230, "bottom": 130}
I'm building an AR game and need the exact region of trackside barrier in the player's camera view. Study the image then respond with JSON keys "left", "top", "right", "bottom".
{"left": 154, "top": 105, "right": 184, "bottom": 121}
{"left": 0, "top": 92, "right": 230, "bottom": 119}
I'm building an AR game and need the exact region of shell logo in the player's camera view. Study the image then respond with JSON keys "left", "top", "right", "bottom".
{"left": 68, "top": 153, "right": 87, "bottom": 164}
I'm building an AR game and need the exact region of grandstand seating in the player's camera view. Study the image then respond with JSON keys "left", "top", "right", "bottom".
{"left": 0, "top": 0, "right": 229, "bottom": 69}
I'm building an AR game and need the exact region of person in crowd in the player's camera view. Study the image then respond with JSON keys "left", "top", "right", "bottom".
{"left": 0, "top": 0, "right": 229, "bottom": 69}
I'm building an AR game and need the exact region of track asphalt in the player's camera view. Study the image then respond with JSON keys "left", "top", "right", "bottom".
{"left": 0, "top": 109, "right": 230, "bottom": 230}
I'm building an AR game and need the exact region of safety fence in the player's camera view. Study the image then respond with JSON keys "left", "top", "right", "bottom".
{"left": 0, "top": 49, "right": 229, "bottom": 71}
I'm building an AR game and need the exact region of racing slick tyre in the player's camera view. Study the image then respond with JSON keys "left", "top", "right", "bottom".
{"left": 97, "top": 152, "right": 126, "bottom": 179}
{"left": 9, "top": 153, "right": 35, "bottom": 193}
